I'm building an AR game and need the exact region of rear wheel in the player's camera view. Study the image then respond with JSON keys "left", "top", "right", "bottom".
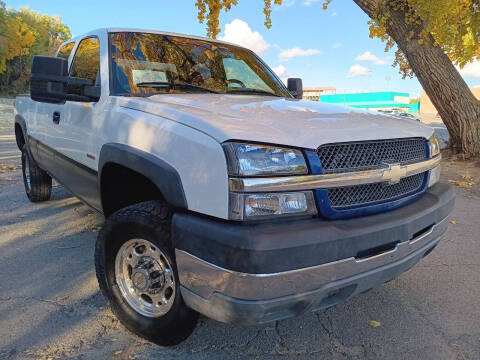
{"left": 95, "top": 201, "right": 198, "bottom": 346}
{"left": 21, "top": 144, "right": 52, "bottom": 202}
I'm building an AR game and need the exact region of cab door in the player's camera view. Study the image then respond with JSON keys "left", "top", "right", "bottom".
{"left": 51, "top": 36, "right": 102, "bottom": 210}
{"left": 29, "top": 42, "right": 75, "bottom": 170}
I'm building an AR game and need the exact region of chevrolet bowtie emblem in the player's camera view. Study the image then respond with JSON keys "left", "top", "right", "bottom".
{"left": 381, "top": 163, "right": 407, "bottom": 185}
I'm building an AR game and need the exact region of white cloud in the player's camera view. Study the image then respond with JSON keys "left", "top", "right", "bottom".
{"left": 347, "top": 64, "right": 372, "bottom": 78}
{"left": 219, "top": 19, "right": 269, "bottom": 55}
{"left": 272, "top": 65, "right": 291, "bottom": 84}
{"left": 355, "top": 51, "right": 387, "bottom": 65}
{"left": 331, "top": 11, "right": 338, "bottom": 16}
{"left": 304, "top": 0, "right": 321, "bottom": 6}
{"left": 457, "top": 61, "right": 480, "bottom": 79}
{"left": 278, "top": 47, "right": 322, "bottom": 61}
{"left": 332, "top": 42, "right": 342, "bottom": 49}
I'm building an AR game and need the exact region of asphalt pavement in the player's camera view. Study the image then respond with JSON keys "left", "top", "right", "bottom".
{"left": 1, "top": 102, "right": 479, "bottom": 360}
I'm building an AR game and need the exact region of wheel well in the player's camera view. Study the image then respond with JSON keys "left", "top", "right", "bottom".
{"left": 15, "top": 123, "right": 25, "bottom": 150}
{"left": 100, "top": 163, "right": 164, "bottom": 217}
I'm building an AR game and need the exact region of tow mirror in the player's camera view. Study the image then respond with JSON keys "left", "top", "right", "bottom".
{"left": 287, "top": 78, "right": 303, "bottom": 99}
{"left": 30, "top": 56, "right": 69, "bottom": 104}
{"left": 30, "top": 55, "right": 99, "bottom": 103}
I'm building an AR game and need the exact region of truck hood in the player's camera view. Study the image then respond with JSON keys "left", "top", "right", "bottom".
{"left": 118, "top": 94, "right": 433, "bottom": 149}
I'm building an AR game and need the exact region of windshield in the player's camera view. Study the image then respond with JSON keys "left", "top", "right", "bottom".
{"left": 109, "top": 32, "right": 291, "bottom": 98}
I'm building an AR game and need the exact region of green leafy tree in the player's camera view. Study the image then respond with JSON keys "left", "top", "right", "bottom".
{"left": 194, "top": 0, "right": 480, "bottom": 158}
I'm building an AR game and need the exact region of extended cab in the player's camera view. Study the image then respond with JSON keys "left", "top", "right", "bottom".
{"left": 14, "top": 28, "right": 454, "bottom": 345}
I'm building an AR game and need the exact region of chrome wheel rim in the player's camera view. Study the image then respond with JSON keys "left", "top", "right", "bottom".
{"left": 24, "top": 155, "right": 31, "bottom": 190}
{"left": 115, "top": 239, "right": 176, "bottom": 318}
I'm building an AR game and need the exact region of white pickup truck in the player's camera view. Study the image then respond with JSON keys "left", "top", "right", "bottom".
{"left": 14, "top": 28, "right": 454, "bottom": 345}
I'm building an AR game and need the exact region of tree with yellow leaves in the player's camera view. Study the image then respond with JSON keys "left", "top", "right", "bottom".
{"left": 0, "top": 3, "right": 71, "bottom": 95}
{"left": 0, "top": 6, "right": 35, "bottom": 74}
{"left": 194, "top": 0, "right": 480, "bottom": 158}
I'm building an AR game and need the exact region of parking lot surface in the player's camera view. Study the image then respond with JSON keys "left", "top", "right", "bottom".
{"left": 1, "top": 101, "right": 479, "bottom": 359}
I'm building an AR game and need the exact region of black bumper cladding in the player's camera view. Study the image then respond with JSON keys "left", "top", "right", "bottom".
{"left": 173, "top": 183, "right": 454, "bottom": 325}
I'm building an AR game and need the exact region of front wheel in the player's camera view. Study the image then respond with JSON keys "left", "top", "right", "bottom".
{"left": 95, "top": 201, "right": 198, "bottom": 346}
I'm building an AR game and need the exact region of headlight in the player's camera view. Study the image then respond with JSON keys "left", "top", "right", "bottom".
{"left": 229, "top": 191, "right": 317, "bottom": 220}
{"left": 429, "top": 135, "right": 440, "bottom": 158}
{"left": 223, "top": 142, "right": 308, "bottom": 177}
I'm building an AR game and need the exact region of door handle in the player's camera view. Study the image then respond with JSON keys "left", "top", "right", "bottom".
{"left": 53, "top": 111, "right": 60, "bottom": 124}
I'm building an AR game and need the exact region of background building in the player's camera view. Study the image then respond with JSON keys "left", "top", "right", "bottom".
{"left": 419, "top": 86, "right": 480, "bottom": 124}
{"left": 318, "top": 91, "right": 419, "bottom": 113}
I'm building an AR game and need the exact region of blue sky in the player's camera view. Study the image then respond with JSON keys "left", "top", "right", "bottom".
{"left": 5, "top": 0, "right": 480, "bottom": 97}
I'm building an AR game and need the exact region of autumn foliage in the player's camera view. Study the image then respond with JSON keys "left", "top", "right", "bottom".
{"left": 0, "top": 1, "right": 71, "bottom": 95}
{"left": 195, "top": 0, "right": 282, "bottom": 38}
{"left": 364, "top": 0, "right": 480, "bottom": 78}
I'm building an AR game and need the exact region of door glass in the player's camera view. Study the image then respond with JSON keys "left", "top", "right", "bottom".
{"left": 57, "top": 42, "right": 75, "bottom": 60}
{"left": 69, "top": 37, "right": 100, "bottom": 95}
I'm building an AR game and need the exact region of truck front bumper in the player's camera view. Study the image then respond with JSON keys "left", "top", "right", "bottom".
{"left": 173, "top": 183, "right": 454, "bottom": 325}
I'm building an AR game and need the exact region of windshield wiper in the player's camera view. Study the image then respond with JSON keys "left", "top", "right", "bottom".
{"left": 136, "top": 81, "right": 219, "bottom": 94}
{"left": 227, "top": 88, "right": 280, "bottom": 97}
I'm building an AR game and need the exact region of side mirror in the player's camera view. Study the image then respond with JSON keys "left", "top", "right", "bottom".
{"left": 30, "top": 56, "right": 69, "bottom": 103}
{"left": 287, "top": 78, "right": 303, "bottom": 99}
{"left": 30, "top": 55, "right": 99, "bottom": 103}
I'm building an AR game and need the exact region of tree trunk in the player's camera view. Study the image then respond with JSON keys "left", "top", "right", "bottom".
{"left": 353, "top": 0, "right": 480, "bottom": 158}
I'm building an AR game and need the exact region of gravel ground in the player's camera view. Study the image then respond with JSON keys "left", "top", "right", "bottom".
{"left": 1, "top": 101, "right": 480, "bottom": 360}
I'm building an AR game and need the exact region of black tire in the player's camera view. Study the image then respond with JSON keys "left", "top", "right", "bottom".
{"left": 95, "top": 201, "right": 199, "bottom": 346}
{"left": 21, "top": 144, "right": 52, "bottom": 202}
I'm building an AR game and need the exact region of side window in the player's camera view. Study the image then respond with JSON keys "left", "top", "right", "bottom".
{"left": 57, "top": 42, "right": 75, "bottom": 60}
{"left": 69, "top": 37, "right": 100, "bottom": 94}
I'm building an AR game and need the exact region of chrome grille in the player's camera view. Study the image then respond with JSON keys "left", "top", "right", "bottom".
{"left": 317, "top": 138, "right": 427, "bottom": 174}
{"left": 327, "top": 173, "right": 426, "bottom": 209}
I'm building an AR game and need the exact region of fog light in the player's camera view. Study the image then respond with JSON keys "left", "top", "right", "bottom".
{"left": 428, "top": 165, "right": 441, "bottom": 188}
{"left": 229, "top": 191, "right": 317, "bottom": 220}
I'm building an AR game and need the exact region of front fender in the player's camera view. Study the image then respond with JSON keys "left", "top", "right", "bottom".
{"left": 98, "top": 143, "right": 188, "bottom": 210}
